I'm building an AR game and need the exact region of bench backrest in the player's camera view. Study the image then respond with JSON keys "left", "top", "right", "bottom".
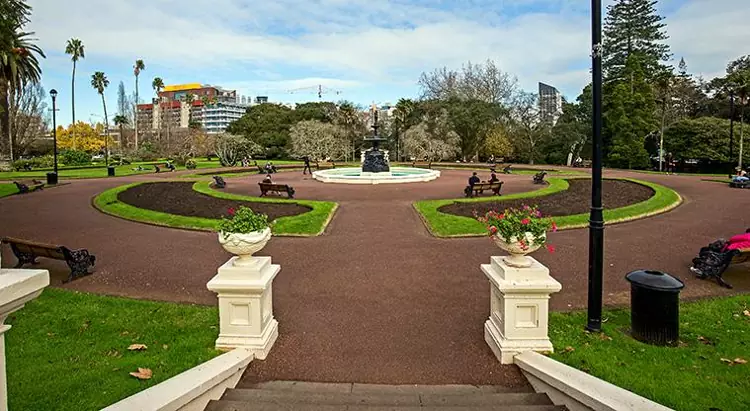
{"left": 2, "top": 237, "right": 66, "bottom": 259}
{"left": 475, "top": 182, "right": 502, "bottom": 189}
{"left": 213, "top": 176, "right": 226, "bottom": 185}
{"left": 259, "top": 182, "right": 288, "bottom": 190}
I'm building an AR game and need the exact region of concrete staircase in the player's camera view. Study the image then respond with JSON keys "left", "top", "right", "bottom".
{"left": 205, "top": 381, "right": 568, "bottom": 411}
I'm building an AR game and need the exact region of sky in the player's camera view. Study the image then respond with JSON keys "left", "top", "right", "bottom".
{"left": 26, "top": 0, "right": 750, "bottom": 127}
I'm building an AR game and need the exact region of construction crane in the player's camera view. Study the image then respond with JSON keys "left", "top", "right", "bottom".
{"left": 287, "top": 84, "right": 343, "bottom": 100}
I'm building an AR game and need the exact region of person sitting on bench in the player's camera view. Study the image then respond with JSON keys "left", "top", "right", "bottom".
{"left": 165, "top": 162, "right": 176, "bottom": 172}
{"left": 464, "top": 172, "right": 481, "bottom": 196}
{"left": 732, "top": 170, "right": 749, "bottom": 184}
{"left": 489, "top": 172, "right": 499, "bottom": 184}
{"left": 690, "top": 229, "right": 750, "bottom": 288}
{"left": 503, "top": 165, "right": 512, "bottom": 174}
{"left": 262, "top": 174, "right": 273, "bottom": 184}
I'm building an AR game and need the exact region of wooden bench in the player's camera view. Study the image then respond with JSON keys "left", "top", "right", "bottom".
{"left": 212, "top": 176, "right": 226, "bottom": 189}
{"left": 316, "top": 161, "right": 336, "bottom": 170}
{"left": 533, "top": 171, "right": 547, "bottom": 184}
{"left": 1, "top": 237, "right": 96, "bottom": 283}
{"left": 464, "top": 181, "right": 503, "bottom": 197}
{"left": 258, "top": 182, "right": 295, "bottom": 198}
{"left": 13, "top": 179, "right": 44, "bottom": 194}
{"left": 729, "top": 179, "right": 750, "bottom": 189}
{"left": 412, "top": 161, "right": 432, "bottom": 169}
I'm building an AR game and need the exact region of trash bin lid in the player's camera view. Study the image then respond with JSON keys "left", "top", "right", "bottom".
{"left": 625, "top": 270, "right": 684, "bottom": 292}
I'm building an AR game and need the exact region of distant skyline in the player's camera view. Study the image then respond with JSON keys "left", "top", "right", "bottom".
{"left": 28, "top": 0, "right": 750, "bottom": 127}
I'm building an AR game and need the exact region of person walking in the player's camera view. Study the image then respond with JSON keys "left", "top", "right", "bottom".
{"left": 303, "top": 156, "right": 313, "bottom": 175}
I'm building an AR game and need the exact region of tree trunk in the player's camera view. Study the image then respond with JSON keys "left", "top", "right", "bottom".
{"left": 0, "top": 80, "right": 10, "bottom": 161}
{"left": 102, "top": 93, "right": 110, "bottom": 165}
{"left": 134, "top": 75, "right": 139, "bottom": 151}
{"left": 71, "top": 61, "right": 77, "bottom": 150}
{"left": 659, "top": 98, "right": 667, "bottom": 172}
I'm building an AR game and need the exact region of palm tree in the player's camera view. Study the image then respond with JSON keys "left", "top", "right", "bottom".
{"left": 91, "top": 71, "right": 110, "bottom": 165}
{"left": 393, "top": 98, "right": 416, "bottom": 161}
{"left": 1, "top": 29, "right": 45, "bottom": 161}
{"left": 64, "top": 38, "right": 84, "bottom": 128}
{"left": 133, "top": 59, "right": 145, "bottom": 150}
{"left": 152, "top": 77, "right": 164, "bottom": 144}
{"left": 113, "top": 114, "right": 128, "bottom": 153}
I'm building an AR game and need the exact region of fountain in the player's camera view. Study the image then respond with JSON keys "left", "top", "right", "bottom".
{"left": 312, "top": 104, "right": 440, "bottom": 184}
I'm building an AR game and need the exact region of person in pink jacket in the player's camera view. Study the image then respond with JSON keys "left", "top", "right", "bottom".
{"left": 726, "top": 230, "right": 750, "bottom": 251}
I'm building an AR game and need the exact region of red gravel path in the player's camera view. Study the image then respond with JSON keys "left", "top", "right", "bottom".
{"left": 0, "top": 167, "right": 748, "bottom": 386}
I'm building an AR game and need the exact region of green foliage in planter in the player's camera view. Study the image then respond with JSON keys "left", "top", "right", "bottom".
{"left": 477, "top": 205, "right": 554, "bottom": 246}
{"left": 217, "top": 206, "right": 269, "bottom": 237}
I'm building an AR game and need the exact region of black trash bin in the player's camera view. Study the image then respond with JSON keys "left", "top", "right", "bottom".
{"left": 107, "top": 166, "right": 116, "bottom": 177}
{"left": 625, "top": 270, "right": 684, "bottom": 346}
{"left": 46, "top": 172, "right": 58, "bottom": 185}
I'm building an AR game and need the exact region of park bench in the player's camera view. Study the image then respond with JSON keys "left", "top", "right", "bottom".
{"left": 13, "top": 179, "right": 44, "bottom": 194}
{"left": 502, "top": 165, "right": 513, "bottom": 174}
{"left": 464, "top": 181, "right": 503, "bottom": 198}
{"left": 258, "top": 182, "right": 295, "bottom": 198}
{"left": 533, "top": 171, "right": 547, "bottom": 184}
{"left": 412, "top": 161, "right": 432, "bottom": 169}
{"left": 212, "top": 176, "right": 227, "bottom": 189}
{"left": 1, "top": 237, "right": 96, "bottom": 283}
{"left": 729, "top": 179, "right": 750, "bottom": 189}
{"left": 316, "top": 161, "right": 336, "bottom": 170}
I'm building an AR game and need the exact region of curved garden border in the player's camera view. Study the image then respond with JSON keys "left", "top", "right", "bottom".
{"left": 413, "top": 177, "right": 682, "bottom": 238}
{"left": 93, "top": 180, "right": 338, "bottom": 237}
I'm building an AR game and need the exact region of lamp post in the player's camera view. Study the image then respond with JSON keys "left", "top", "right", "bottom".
{"left": 586, "top": 0, "right": 604, "bottom": 333}
{"left": 47, "top": 89, "right": 59, "bottom": 185}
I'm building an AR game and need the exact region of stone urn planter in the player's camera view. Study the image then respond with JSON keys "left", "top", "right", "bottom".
{"left": 492, "top": 232, "right": 546, "bottom": 268}
{"left": 218, "top": 227, "right": 272, "bottom": 267}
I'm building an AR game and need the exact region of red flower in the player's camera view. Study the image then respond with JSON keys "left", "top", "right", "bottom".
{"left": 228, "top": 207, "right": 235, "bottom": 216}
{"left": 551, "top": 222, "right": 557, "bottom": 232}
{"left": 489, "top": 226, "right": 498, "bottom": 234}
{"left": 547, "top": 244, "right": 556, "bottom": 253}
{"left": 521, "top": 218, "right": 530, "bottom": 225}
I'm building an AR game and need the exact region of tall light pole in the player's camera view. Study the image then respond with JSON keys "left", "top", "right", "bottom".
{"left": 587, "top": 0, "right": 604, "bottom": 333}
{"left": 729, "top": 91, "right": 735, "bottom": 178}
{"left": 47, "top": 89, "right": 59, "bottom": 185}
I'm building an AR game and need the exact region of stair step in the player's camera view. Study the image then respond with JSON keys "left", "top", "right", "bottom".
{"left": 242, "top": 381, "right": 533, "bottom": 395}
{"left": 221, "top": 389, "right": 552, "bottom": 407}
{"left": 206, "top": 399, "right": 567, "bottom": 411}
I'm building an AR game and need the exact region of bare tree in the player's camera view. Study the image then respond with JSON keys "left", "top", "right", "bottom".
{"left": 214, "top": 133, "right": 261, "bottom": 166}
{"left": 4, "top": 83, "right": 49, "bottom": 157}
{"left": 418, "top": 59, "right": 519, "bottom": 104}
{"left": 508, "top": 92, "right": 549, "bottom": 164}
{"left": 290, "top": 120, "right": 347, "bottom": 161}
{"left": 402, "top": 111, "right": 460, "bottom": 161}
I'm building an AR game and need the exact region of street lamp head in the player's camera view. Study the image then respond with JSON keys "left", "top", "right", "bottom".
{"left": 50, "top": 89, "right": 58, "bottom": 99}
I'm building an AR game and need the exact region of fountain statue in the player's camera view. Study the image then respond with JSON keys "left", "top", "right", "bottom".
{"left": 361, "top": 104, "right": 390, "bottom": 173}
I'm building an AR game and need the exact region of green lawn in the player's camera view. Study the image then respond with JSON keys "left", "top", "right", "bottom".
{"left": 631, "top": 169, "right": 731, "bottom": 177}
{"left": 550, "top": 296, "right": 750, "bottom": 411}
{"left": 414, "top": 177, "right": 682, "bottom": 237}
{"left": 93, "top": 181, "right": 337, "bottom": 236}
{"left": 0, "top": 182, "right": 18, "bottom": 198}
{"left": 7, "top": 288, "right": 219, "bottom": 411}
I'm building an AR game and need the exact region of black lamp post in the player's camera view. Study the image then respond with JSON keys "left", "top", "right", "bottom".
{"left": 47, "top": 89, "right": 59, "bottom": 185}
{"left": 587, "top": 0, "right": 604, "bottom": 333}
{"left": 728, "top": 91, "right": 735, "bottom": 178}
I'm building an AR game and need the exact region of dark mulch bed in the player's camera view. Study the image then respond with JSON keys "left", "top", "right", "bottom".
{"left": 118, "top": 182, "right": 311, "bottom": 220}
{"left": 439, "top": 179, "right": 654, "bottom": 218}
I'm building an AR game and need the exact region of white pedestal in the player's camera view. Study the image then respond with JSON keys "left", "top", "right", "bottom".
{"left": 481, "top": 256, "right": 561, "bottom": 364}
{"left": 206, "top": 257, "right": 280, "bottom": 359}
{"left": 0, "top": 269, "right": 50, "bottom": 411}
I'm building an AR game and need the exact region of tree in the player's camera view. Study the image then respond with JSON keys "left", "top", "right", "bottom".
{"left": 603, "top": 0, "right": 671, "bottom": 82}
{"left": 507, "top": 92, "right": 550, "bottom": 164}
{"left": 1, "top": 23, "right": 44, "bottom": 160}
{"left": 401, "top": 110, "right": 460, "bottom": 161}
{"left": 663, "top": 117, "right": 749, "bottom": 166}
{"left": 151, "top": 76, "right": 164, "bottom": 145}
{"left": 213, "top": 133, "right": 262, "bottom": 166}
{"left": 289, "top": 120, "right": 347, "bottom": 161}
{"left": 543, "top": 95, "right": 591, "bottom": 165}
{"left": 113, "top": 114, "right": 128, "bottom": 151}
{"left": 91, "top": 71, "right": 110, "bottom": 163}
{"left": 56, "top": 121, "right": 107, "bottom": 152}
{"left": 133, "top": 59, "right": 145, "bottom": 150}
{"left": 334, "top": 101, "right": 366, "bottom": 161}
{"left": 64, "top": 38, "right": 84, "bottom": 127}
{"left": 483, "top": 124, "right": 513, "bottom": 160}
{"left": 6, "top": 82, "right": 47, "bottom": 157}
{"left": 418, "top": 59, "right": 518, "bottom": 104}
{"left": 226, "top": 103, "right": 294, "bottom": 158}
{"left": 391, "top": 98, "right": 418, "bottom": 161}
{"left": 444, "top": 98, "right": 506, "bottom": 160}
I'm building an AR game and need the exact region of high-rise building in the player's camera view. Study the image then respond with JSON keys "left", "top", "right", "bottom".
{"left": 136, "top": 83, "right": 251, "bottom": 134}
{"left": 538, "top": 82, "right": 563, "bottom": 125}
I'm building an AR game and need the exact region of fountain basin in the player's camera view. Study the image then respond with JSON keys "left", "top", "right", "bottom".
{"left": 313, "top": 167, "right": 440, "bottom": 184}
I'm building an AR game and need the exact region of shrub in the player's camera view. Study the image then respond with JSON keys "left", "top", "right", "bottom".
{"left": 185, "top": 159, "right": 197, "bottom": 170}
{"left": 59, "top": 150, "right": 90, "bottom": 166}
{"left": 12, "top": 155, "right": 54, "bottom": 170}
{"left": 218, "top": 206, "right": 269, "bottom": 237}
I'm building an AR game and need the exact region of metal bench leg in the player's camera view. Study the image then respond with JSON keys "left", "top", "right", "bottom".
{"left": 64, "top": 250, "right": 95, "bottom": 283}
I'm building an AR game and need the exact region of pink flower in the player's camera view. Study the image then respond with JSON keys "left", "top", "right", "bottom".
{"left": 521, "top": 218, "right": 530, "bottom": 225}
{"left": 535, "top": 210, "right": 542, "bottom": 218}
{"left": 489, "top": 226, "right": 498, "bottom": 234}
{"left": 523, "top": 205, "right": 531, "bottom": 211}
{"left": 546, "top": 244, "right": 556, "bottom": 253}
{"left": 228, "top": 207, "right": 235, "bottom": 216}
{"left": 551, "top": 222, "right": 557, "bottom": 232}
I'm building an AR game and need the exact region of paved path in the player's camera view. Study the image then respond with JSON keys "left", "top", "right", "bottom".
{"left": 0, "top": 168, "right": 748, "bottom": 386}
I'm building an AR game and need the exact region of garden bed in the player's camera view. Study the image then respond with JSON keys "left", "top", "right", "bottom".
{"left": 439, "top": 179, "right": 654, "bottom": 218}
{"left": 117, "top": 182, "right": 310, "bottom": 220}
